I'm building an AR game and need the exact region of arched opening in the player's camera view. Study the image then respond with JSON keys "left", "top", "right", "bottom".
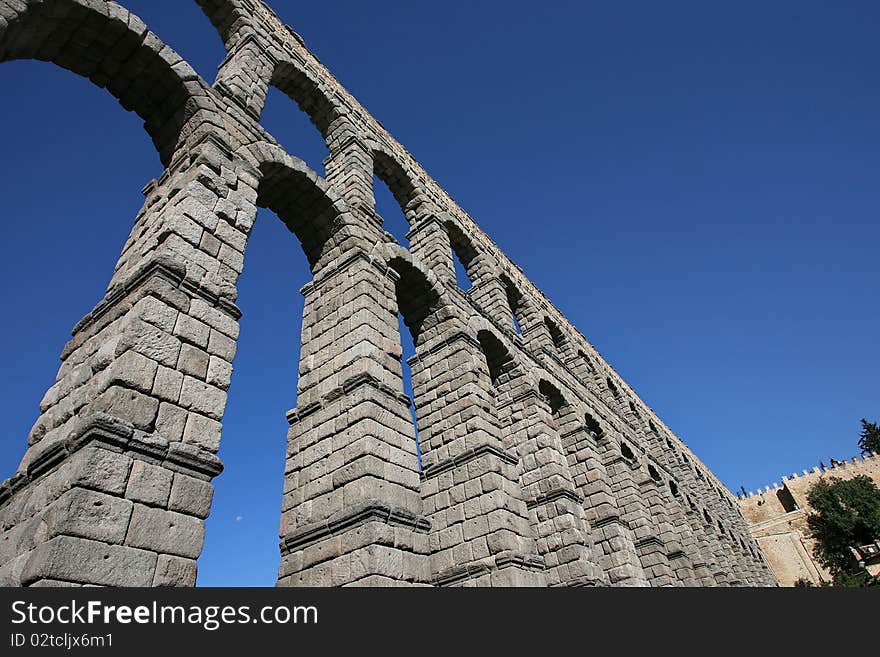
{"left": 584, "top": 412, "right": 604, "bottom": 439}
{"left": 650, "top": 420, "right": 658, "bottom": 434}
{"left": 446, "top": 222, "right": 479, "bottom": 292}
{"left": 606, "top": 377, "right": 621, "bottom": 399}
{"left": 270, "top": 61, "right": 339, "bottom": 141}
{"left": 0, "top": 0, "right": 218, "bottom": 166}
{"left": 620, "top": 441, "right": 636, "bottom": 462}
{"left": 544, "top": 316, "right": 567, "bottom": 352}
{"left": 776, "top": 486, "right": 798, "bottom": 513}
{"left": 259, "top": 84, "right": 331, "bottom": 176}
{"left": 373, "top": 176, "right": 409, "bottom": 245}
{"left": 628, "top": 401, "right": 641, "bottom": 418}
{"left": 538, "top": 380, "right": 566, "bottom": 417}
{"left": 123, "top": 0, "right": 227, "bottom": 84}
{"left": 388, "top": 252, "right": 444, "bottom": 467}
{"left": 398, "top": 311, "right": 420, "bottom": 468}
{"left": 501, "top": 275, "right": 525, "bottom": 336}
{"left": 254, "top": 156, "right": 344, "bottom": 270}
{"left": 648, "top": 464, "right": 662, "bottom": 483}
{"left": 703, "top": 509, "right": 712, "bottom": 526}
{"left": 199, "top": 151, "right": 352, "bottom": 585}
{"left": 199, "top": 206, "right": 309, "bottom": 586}
{"left": 477, "top": 330, "right": 514, "bottom": 388}
{"left": 374, "top": 151, "right": 419, "bottom": 246}
{"left": 669, "top": 480, "right": 679, "bottom": 497}
{"left": 578, "top": 350, "right": 595, "bottom": 373}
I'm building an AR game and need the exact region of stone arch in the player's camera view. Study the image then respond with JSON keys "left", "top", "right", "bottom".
{"left": 269, "top": 59, "right": 345, "bottom": 140}
{"left": 578, "top": 349, "right": 596, "bottom": 373}
{"left": 372, "top": 146, "right": 426, "bottom": 223}
{"left": 538, "top": 379, "right": 566, "bottom": 416}
{"left": 247, "top": 142, "right": 359, "bottom": 273}
{"left": 445, "top": 221, "right": 482, "bottom": 290}
{"left": 475, "top": 328, "right": 514, "bottom": 387}
{"left": 543, "top": 316, "right": 567, "bottom": 352}
{"left": 194, "top": 0, "right": 250, "bottom": 48}
{"left": 0, "top": 0, "right": 219, "bottom": 166}
{"left": 371, "top": 242, "right": 451, "bottom": 347}
{"left": 606, "top": 376, "right": 621, "bottom": 399}
{"left": 620, "top": 440, "right": 637, "bottom": 462}
{"left": 584, "top": 411, "right": 605, "bottom": 439}
{"left": 500, "top": 273, "right": 528, "bottom": 335}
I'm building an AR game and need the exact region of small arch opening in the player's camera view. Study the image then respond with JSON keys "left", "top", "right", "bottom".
{"left": 544, "top": 316, "right": 567, "bottom": 352}
{"left": 446, "top": 222, "right": 479, "bottom": 292}
{"left": 606, "top": 377, "right": 621, "bottom": 399}
{"left": 776, "top": 486, "right": 799, "bottom": 513}
{"left": 669, "top": 480, "right": 679, "bottom": 497}
{"left": 577, "top": 350, "right": 595, "bottom": 373}
{"left": 477, "top": 330, "right": 514, "bottom": 388}
{"left": 501, "top": 274, "right": 525, "bottom": 336}
{"left": 260, "top": 85, "right": 330, "bottom": 176}
{"left": 584, "top": 412, "right": 604, "bottom": 439}
{"left": 628, "top": 401, "right": 641, "bottom": 418}
{"left": 538, "top": 380, "right": 566, "bottom": 417}
{"left": 620, "top": 441, "right": 636, "bottom": 462}
{"left": 373, "top": 150, "right": 419, "bottom": 246}
{"left": 374, "top": 174, "right": 411, "bottom": 246}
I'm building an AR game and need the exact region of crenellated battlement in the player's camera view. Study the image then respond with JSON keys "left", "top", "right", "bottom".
{"left": 737, "top": 450, "right": 880, "bottom": 586}
{"left": 737, "top": 451, "right": 879, "bottom": 501}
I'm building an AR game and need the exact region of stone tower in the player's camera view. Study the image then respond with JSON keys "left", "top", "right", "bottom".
{"left": 738, "top": 452, "right": 880, "bottom": 586}
{"left": 0, "top": 0, "right": 774, "bottom": 587}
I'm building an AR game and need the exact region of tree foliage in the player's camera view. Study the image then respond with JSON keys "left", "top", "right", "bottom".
{"left": 858, "top": 418, "right": 880, "bottom": 454}
{"left": 806, "top": 475, "right": 880, "bottom": 586}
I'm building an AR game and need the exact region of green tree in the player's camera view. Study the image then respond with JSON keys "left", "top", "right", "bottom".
{"left": 858, "top": 418, "right": 880, "bottom": 454}
{"left": 806, "top": 475, "right": 880, "bottom": 586}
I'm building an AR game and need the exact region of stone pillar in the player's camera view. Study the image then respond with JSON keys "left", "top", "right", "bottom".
{"left": 499, "top": 389, "right": 604, "bottom": 586}
{"left": 214, "top": 31, "right": 275, "bottom": 120}
{"left": 0, "top": 135, "right": 249, "bottom": 587}
{"left": 559, "top": 415, "right": 646, "bottom": 585}
{"left": 642, "top": 470, "right": 697, "bottom": 586}
{"left": 407, "top": 216, "right": 454, "bottom": 283}
{"left": 660, "top": 485, "right": 707, "bottom": 586}
{"left": 0, "top": 415, "right": 221, "bottom": 587}
{"left": 324, "top": 134, "right": 375, "bottom": 214}
{"left": 411, "top": 328, "right": 544, "bottom": 587}
{"left": 601, "top": 439, "right": 676, "bottom": 586}
{"left": 277, "top": 254, "right": 430, "bottom": 586}
{"left": 469, "top": 276, "right": 516, "bottom": 331}
{"left": 683, "top": 504, "right": 722, "bottom": 586}
{"left": 647, "top": 431, "right": 731, "bottom": 587}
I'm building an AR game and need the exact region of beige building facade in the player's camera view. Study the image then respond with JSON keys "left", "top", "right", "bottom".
{"left": 737, "top": 452, "right": 880, "bottom": 586}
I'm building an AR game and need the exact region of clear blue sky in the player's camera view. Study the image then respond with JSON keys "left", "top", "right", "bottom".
{"left": 0, "top": 1, "right": 877, "bottom": 586}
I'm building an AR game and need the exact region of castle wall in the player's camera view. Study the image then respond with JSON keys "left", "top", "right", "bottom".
{"left": 737, "top": 452, "right": 880, "bottom": 586}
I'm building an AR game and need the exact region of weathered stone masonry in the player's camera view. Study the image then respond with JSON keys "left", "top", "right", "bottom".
{"left": 0, "top": 0, "right": 775, "bottom": 587}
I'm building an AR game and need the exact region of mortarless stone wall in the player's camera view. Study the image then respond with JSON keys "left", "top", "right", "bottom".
{"left": 0, "top": 0, "right": 775, "bottom": 587}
